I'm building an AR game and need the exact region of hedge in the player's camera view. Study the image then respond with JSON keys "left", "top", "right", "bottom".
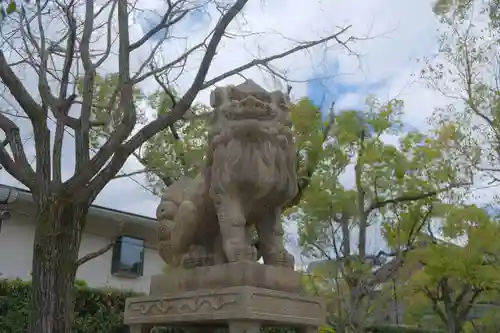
{"left": 0, "top": 279, "right": 137, "bottom": 333}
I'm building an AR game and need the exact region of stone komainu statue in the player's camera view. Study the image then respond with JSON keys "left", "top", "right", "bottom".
{"left": 156, "top": 80, "right": 298, "bottom": 269}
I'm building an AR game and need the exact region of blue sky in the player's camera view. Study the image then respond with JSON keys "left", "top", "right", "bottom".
{"left": 306, "top": 75, "right": 420, "bottom": 134}
{"left": 306, "top": 58, "right": 388, "bottom": 112}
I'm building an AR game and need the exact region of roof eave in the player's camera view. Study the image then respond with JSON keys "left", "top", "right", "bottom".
{"left": 5, "top": 185, "right": 158, "bottom": 230}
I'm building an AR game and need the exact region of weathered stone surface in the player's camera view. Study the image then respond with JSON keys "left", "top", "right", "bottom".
{"left": 124, "top": 286, "right": 325, "bottom": 328}
{"left": 150, "top": 262, "right": 303, "bottom": 295}
{"left": 156, "top": 80, "right": 298, "bottom": 269}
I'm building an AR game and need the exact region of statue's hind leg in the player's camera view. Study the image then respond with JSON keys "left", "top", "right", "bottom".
{"left": 255, "top": 209, "right": 295, "bottom": 269}
{"left": 214, "top": 197, "right": 255, "bottom": 262}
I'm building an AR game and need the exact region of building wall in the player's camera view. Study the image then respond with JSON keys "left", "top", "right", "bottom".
{"left": 0, "top": 212, "right": 164, "bottom": 293}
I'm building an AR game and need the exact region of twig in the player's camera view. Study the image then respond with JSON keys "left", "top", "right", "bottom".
{"left": 76, "top": 224, "right": 124, "bottom": 266}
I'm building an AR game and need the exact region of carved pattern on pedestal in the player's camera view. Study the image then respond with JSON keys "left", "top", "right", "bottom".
{"left": 248, "top": 291, "right": 323, "bottom": 320}
{"left": 127, "top": 295, "right": 239, "bottom": 316}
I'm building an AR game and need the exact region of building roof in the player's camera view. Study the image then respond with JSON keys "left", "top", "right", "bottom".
{"left": 0, "top": 184, "right": 157, "bottom": 230}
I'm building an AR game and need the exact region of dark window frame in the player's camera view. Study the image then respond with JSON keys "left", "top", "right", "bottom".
{"left": 111, "top": 235, "right": 145, "bottom": 278}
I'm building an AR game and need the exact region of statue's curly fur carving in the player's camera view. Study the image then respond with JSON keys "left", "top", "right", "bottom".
{"left": 157, "top": 81, "right": 298, "bottom": 268}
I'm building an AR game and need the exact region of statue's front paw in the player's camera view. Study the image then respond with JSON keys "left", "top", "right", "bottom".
{"left": 225, "top": 241, "right": 257, "bottom": 263}
{"left": 159, "top": 241, "right": 181, "bottom": 266}
{"left": 181, "top": 245, "right": 213, "bottom": 268}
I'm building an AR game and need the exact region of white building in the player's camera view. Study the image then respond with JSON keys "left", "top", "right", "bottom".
{"left": 0, "top": 185, "right": 164, "bottom": 293}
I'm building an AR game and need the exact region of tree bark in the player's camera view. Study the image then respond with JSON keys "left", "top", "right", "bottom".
{"left": 28, "top": 197, "right": 88, "bottom": 333}
{"left": 445, "top": 317, "right": 461, "bottom": 333}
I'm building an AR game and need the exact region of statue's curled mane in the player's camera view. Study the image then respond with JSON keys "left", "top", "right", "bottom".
{"left": 202, "top": 83, "right": 298, "bottom": 205}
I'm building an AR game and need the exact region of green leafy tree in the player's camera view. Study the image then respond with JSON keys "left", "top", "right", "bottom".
{"left": 412, "top": 3, "right": 500, "bottom": 331}
{"left": 424, "top": 0, "right": 500, "bottom": 185}
{"left": 75, "top": 73, "right": 148, "bottom": 150}
{"left": 76, "top": 73, "right": 208, "bottom": 194}
{"left": 294, "top": 97, "right": 470, "bottom": 333}
{"left": 402, "top": 204, "right": 500, "bottom": 333}
{"left": 142, "top": 88, "right": 211, "bottom": 194}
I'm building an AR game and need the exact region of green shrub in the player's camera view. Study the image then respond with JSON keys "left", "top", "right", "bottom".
{"left": 364, "top": 325, "right": 445, "bottom": 333}
{"left": 0, "top": 278, "right": 137, "bottom": 333}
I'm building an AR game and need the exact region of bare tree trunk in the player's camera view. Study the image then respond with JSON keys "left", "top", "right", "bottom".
{"left": 28, "top": 198, "right": 88, "bottom": 333}
{"left": 445, "top": 316, "right": 461, "bottom": 333}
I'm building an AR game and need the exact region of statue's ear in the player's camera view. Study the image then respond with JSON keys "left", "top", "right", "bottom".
{"left": 270, "top": 91, "right": 289, "bottom": 110}
{"left": 210, "top": 86, "right": 231, "bottom": 108}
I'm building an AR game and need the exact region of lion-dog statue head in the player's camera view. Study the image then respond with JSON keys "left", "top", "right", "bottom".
{"left": 204, "top": 80, "right": 298, "bottom": 208}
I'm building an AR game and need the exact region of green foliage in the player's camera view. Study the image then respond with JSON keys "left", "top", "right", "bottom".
{"left": 318, "top": 325, "right": 336, "bottom": 333}
{"left": 75, "top": 73, "right": 148, "bottom": 150}
{"left": 295, "top": 97, "right": 466, "bottom": 260}
{"left": 365, "top": 326, "right": 444, "bottom": 333}
{"left": 425, "top": 0, "right": 500, "bottom": 182}
{"left": 0, "top": 279, "right": 137, "bottom": 333}
{"left": 294, "top": 97, "right": 470, "bottom": 333}
{"left": 415, "top": 4, "right": 500, "bottom": 330}
{"left": 143, "top": 89, "right": 210, "bottom": 194}
{"left": 461, "top": 304, "right": 500, "bottom": 333}
{"left": 432, "top": 0, "right": 500, "bottom": 29}
{"left": 402, "top": 204, "right": 500, "bottom": 330}
{"left": 74, "top": 72, "right": 211, "bottom": 194}
{"left": 290, "top": 98, "right": 325, "bottom": 177}
{"left": 0, "top": 0, "right": 17, "bottom": 18}
{"left": 432, "top": 0, "right": 474, "bottom": 18}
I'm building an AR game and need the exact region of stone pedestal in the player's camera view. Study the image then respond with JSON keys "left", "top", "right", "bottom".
{"left": 124, "top": 263, "right": 326, "bottom": 333}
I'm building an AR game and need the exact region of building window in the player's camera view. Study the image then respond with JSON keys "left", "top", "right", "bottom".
{"left": 111, "top": 236, "right": 144, "bottom": 278}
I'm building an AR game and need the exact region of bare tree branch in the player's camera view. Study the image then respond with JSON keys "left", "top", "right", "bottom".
{"left": 129, "top": 0, "right": 191, "bottom": 51}
{"left": 0, "top": 51, "right": 45, "bottom": 124}
{"left": 76, "top": 221, "right": 124, "bottom": 266}
{"left": 365, "top": 182, "right": 470, "bottom": 215}
{"left": 74, "top": 0, "right": 97, "bottom": 175}
{"left": 112, "top": 168, "right": 151, "bottom": 179}
{"left": 94, "top": 0, "right": 117, "bottom": 68}
{"left": 201, "top": 25, "right": 352, "bottom": 90}
{"left": 76, "top": 239, "right": 115, "bottom": 266}
{"left": 0, "top": 7, "right": 54, "bottom": 196}
{"left": 65, "top": 0, "right": 252, "bottom": 200}
{"left": 53, "top": 3, "right": 78, "bottom": 184}
{"left": 151, "top": 66, "right": 181, "bottom": 141}
{"left": 0, "top": 111, "right": 36, "bottom": 187}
